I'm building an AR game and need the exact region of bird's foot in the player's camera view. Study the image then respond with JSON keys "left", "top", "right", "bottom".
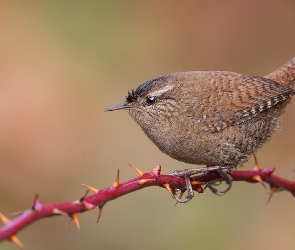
{"left": 204, "top": 168, "right": 233, "bottom": 196}
{"left": 170, "top": 167, "right": 210, "bottom": 203}
{"left": 170, "top": 166, "right": 233, "bottom": 202}
{"left": 171, "top": 175, "right": 194, "bottom": 203}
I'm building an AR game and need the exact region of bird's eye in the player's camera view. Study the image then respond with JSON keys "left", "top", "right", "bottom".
{"left": 146, "top": 96, "right": 156, "bottom": 106}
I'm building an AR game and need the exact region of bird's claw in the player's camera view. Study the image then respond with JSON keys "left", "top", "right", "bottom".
{"left": 172, "top": 175, "right": 194, "bottom": 203}
{"left": 204, "top": 168, "right": 233, "bottom": 196}
{"left": 170, "top": 166, "right": 233, "bottom": 202}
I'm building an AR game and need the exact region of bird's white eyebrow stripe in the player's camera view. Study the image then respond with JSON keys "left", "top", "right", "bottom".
{"left": 148, "top": 84, "right": 174, "bottom": 96}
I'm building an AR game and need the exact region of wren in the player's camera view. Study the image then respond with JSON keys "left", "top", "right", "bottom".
{"left": 105, "top": 57, "right": 295, "bottom": 201}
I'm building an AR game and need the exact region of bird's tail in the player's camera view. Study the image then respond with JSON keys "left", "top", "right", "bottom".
{"left": 265, "top": 57, "right": 295, "bottom": 89}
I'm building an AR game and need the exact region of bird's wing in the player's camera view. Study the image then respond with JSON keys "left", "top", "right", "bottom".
{"left": 193, "top": 74, "right": 295, "bottom": 132}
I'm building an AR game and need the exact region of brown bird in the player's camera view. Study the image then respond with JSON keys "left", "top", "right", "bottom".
{"left": 105, "top": 57, "right": 295, "bottom": 202}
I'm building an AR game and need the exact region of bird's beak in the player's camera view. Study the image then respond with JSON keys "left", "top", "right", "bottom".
{"left": 104, "top": 101, "right": 133, "bottom": 112}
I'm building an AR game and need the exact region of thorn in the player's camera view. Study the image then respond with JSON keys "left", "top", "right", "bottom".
{"left": 253, "top": 154, "right": 260, "bottom": 170}
{"left": 10, "top": 235, "right": 23, "bottom": 249}
{"left": 138, "top": 179, "right": 154, "bottom": 185}
{"left": 267, "top": 192, "right": 274, "bottom": 204}
{"left": 80, "top": 190, "right": 90, "bottom": 202}
{"left": 175, "top": 190, "right": 185, "bottom": 206}
{"left": 32, "top": 194, "right": 42, "bottom": 210}
{"left": 73, "top": 190, "right": 90, "bottom": 205}
{"left": 112, "top": 169, "right": 120, "bottom": 188}
{"left": 70, "top": 213, "right": 80, "bottom": 230}
{"left": 191, "top": 180, "right": 206, "bottom": 185}
{"left": 162, "top": 183, "right": 173, "bottom": 197}
{"left": 152, "top": 165, "right": 161, "bottom": 176}
{"left": 0, "top": 213, "right": 9, "bottom": 224}
{"left": 251, "top": 175, "right": 266, "bottom": 188}
{"left": 10, "top": 211, "right": 24, "bottom": 217}
{"left": 81, "top": 184, "right": 99, "bottom": 193}
{"left": 267, "top": 186, "right": 279, "bottom": 204}
{"left": 128, "top": 163, "right": 145, "bottom": 176}
{"left": 52, "top": 208, "right": 68, "bottom": 216}
{"left": 97, "top": 205, "right": 104, "bottom": 223}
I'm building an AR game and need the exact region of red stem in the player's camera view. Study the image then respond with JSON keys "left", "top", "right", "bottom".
{"left": 0, "top": 165, "right": 294, "bottom": 246}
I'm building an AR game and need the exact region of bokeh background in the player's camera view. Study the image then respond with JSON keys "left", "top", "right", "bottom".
{"left": 1, "top": 1, "right": 295, "bottom": 249}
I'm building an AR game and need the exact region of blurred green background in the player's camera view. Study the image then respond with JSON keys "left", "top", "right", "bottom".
{"left": 0, "top": 1, "right": 295, "bottom": 249}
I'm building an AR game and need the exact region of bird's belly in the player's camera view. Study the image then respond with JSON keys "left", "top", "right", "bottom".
{"left": 146, "top": 109, "right": 283, "bottom": 167}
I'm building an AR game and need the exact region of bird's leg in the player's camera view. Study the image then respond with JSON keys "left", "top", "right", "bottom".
{"left": 170, "top": 166, "right": 233, "bottom": 202}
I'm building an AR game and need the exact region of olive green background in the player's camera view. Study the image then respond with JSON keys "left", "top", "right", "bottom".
{"left": 1, "top": 1, "right": 295, "bottom": 250}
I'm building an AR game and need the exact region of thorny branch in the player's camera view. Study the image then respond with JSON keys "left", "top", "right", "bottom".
{"left": 0, "top": 163, "right": 294, "bottom": 248}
